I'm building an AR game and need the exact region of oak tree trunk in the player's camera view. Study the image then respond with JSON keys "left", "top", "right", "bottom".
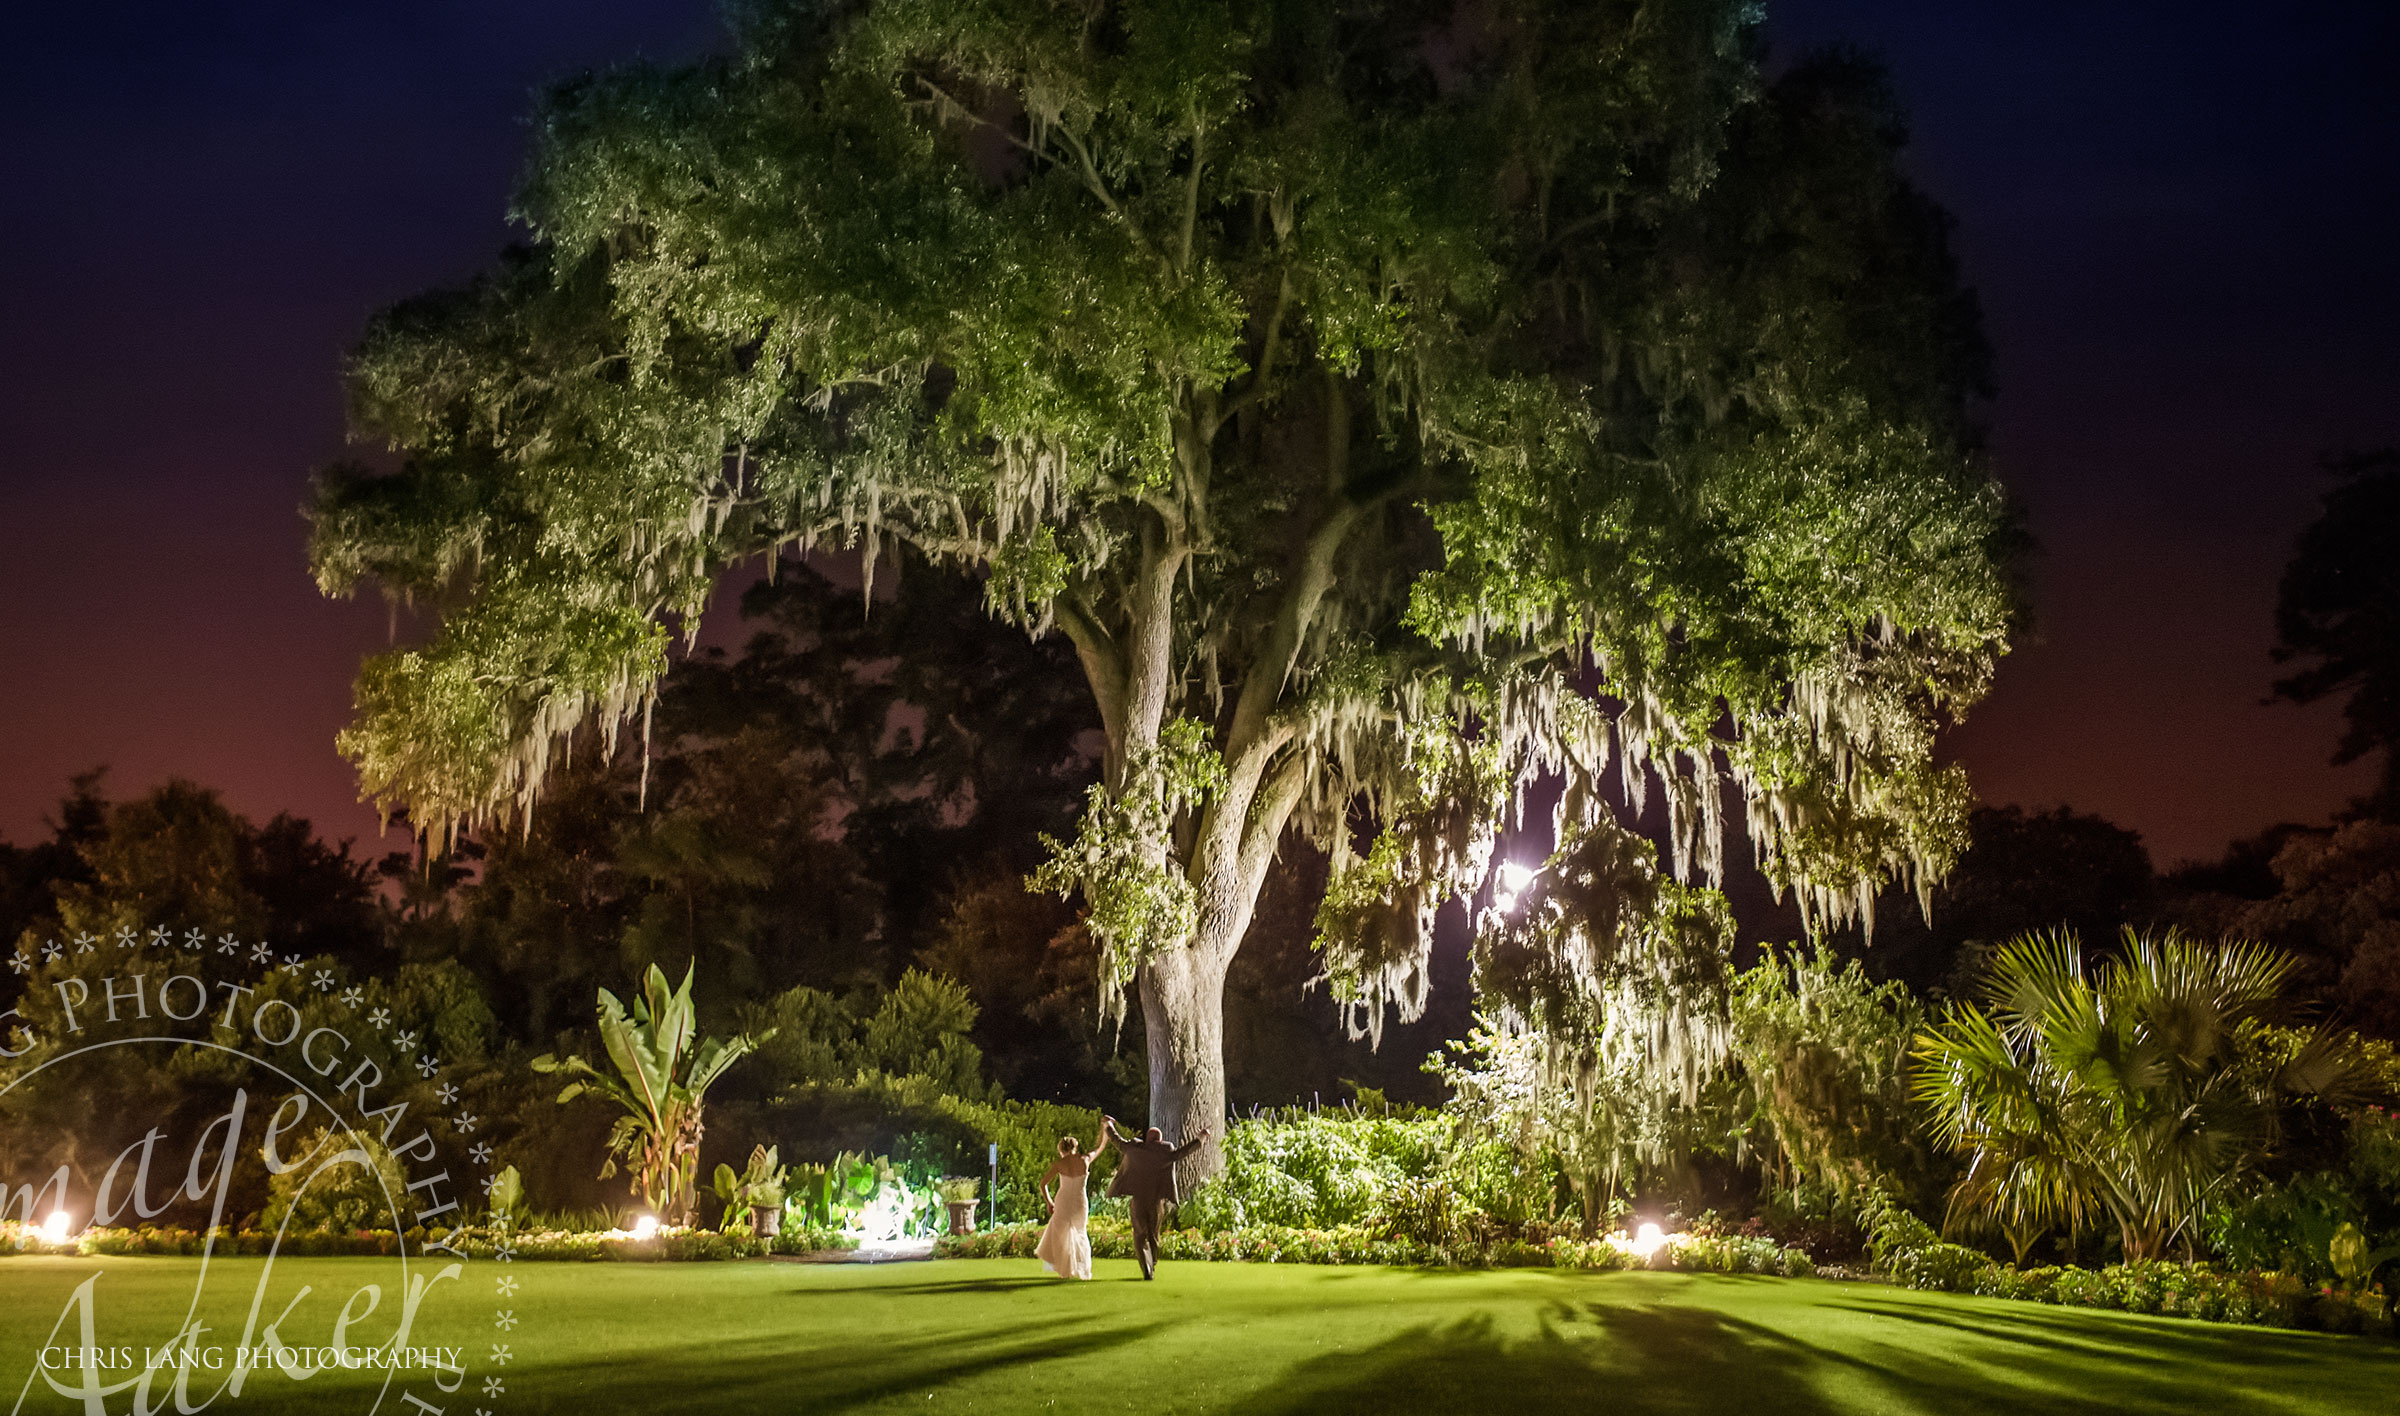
{"left": 1138, "top": 937, "right": 1234, "bottom": 1190}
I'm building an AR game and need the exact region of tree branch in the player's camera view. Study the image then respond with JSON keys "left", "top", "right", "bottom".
{"left": 1051, "top": 120, "right": 1161, "bottom": 268}
{"left": 1054, "top": 587, "right": 1128, "bottom": 761}
{"left": 1177, "top": 106, "right": 1204, "bottom": 275}
{"left": 1209, "top": 268, "right": 1293, "bottom": 437}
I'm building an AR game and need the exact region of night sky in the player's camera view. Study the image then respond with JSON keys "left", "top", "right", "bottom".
{"left": 4, "top": 2, "right": 2395, "bottom": 869}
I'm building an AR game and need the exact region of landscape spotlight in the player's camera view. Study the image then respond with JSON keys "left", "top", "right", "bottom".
{"left": 1492, "top": 861, "right": 1537, "bottom": 914}
{"left": 631, "top": 1215, "right": 660, "bottom": 1241}
{"left": 41, "top": 1211, "right": 72, "bottom": 1245}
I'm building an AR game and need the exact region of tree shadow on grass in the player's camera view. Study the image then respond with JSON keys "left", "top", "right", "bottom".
{"left": 1230, "top": 1306, "right": 1846, "bottom": 1416}
{"left": 1808, "top": 1291, "right": 2400, "bottom": 1407}
{"left": 523, "top": 1313, "right": 1169, "bottom": 1414}
{"left": 1231, "top": 1288, "right": 2396, "bottom": 1416}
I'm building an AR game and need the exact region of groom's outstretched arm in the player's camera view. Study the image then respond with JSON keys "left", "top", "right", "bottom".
{"left": 1168, "top": 1128, "right": 1212, "bottom": 1161}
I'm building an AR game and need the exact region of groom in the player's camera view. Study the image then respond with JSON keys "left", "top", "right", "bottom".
{"left": 1101, "top": 1115, "right": 1209, "bottom": 1280}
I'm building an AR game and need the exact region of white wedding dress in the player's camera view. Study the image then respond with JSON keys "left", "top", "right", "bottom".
{"left": 1035, "top": 1164, "right": 1093, "bottom": 1280}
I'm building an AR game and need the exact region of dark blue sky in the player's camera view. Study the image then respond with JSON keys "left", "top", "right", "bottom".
{"left": 3, "top": 1, "right": 2394, "bottom": 867}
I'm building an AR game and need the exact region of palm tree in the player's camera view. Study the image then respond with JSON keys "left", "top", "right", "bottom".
{"left": 534, "top": 963, "right": 767, "bottom": 1224}
{"left": 1913, "top": 929, "right": 2365, "bottom": 1263}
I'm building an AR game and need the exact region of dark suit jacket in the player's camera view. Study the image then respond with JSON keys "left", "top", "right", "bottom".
{"left": 1105, "top": 1132, "right": 1201, "bottom": 1207}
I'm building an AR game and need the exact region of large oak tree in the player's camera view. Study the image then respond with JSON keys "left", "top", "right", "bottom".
{"left": 311, "top": 0, "right": 2012, "bottom": 1178}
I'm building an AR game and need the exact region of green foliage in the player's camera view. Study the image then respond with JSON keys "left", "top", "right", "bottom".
{"left": 312, "top": 0, "right": 2014, "bottom": 1157}
{"left": 1366, "top": 1176, "right": 1485, "bottom": 1252}
{"left": 488, "top": 1164, "right": 524, "bottom": 1223}
{"left": 1726, "top": 944, "right": 1928, "bottom": 1200}
{"left": 1178, "top": 1108, "right": 1450, "bottom": 1232}
{"left": 261, "top": 1128, "right": 414, "bottom": 1236}
{"left": 712, "top": 1144, "right": 789, "bottom": 1232}
{"left": 1434, "top": 1012, "right": 1700, "bottom": 1235}
{"left": 1913, "top": 929, "right": 2373, "bottom": 1263}
{"left": 763, "top": 1071, "right": 1104, "bottom": 1226}
{"left": 1029, "top": 719, "right": 1222, "bottom": 1031}
{"left": 2208, "top": 1105, "right": 2400, "bottom": 1289}
{"left": 534, "top": 964, "right": 766, "bottom": 1222}
{"left": 744, "top": 969, "right": 991, "bottom": 1099}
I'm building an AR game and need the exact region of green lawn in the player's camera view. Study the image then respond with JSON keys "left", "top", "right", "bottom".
{"left": 2, "top": 1254, "right": 2393, "bottom": 1414}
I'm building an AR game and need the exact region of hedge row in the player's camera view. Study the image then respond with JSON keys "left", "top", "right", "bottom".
{"left": 934, "top": 1222, "right": 1813, "bottom": 1276}
{"left": 1859, "top": 1193, "right": 2393, "bottom": 1337}
{"left": 5, "top": 1224, "right": 859, "bottom": 1262}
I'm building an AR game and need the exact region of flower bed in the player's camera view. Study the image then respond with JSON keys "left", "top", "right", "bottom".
{"left": 935, "top": 1222, "right": 1812, "bottom": 1275}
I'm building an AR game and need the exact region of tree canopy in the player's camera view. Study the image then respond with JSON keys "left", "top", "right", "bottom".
{"left": 311, "top": 0, "right": 2014, "bottom": 1172}
{"left": 2274, "top": 449, "right": 2400, "bottom": 817}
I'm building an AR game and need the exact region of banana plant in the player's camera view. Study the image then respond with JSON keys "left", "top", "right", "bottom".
{"left": 535, "top": 963, "right": 768, "bottom": 1225}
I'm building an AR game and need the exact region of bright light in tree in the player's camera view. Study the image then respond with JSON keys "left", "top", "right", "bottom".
{"left": 630, "top": 1215, "right": 659, "bottom": 1241}
{"left": 1492, "top": 862, "right": 1537, "bottom": 914}
{"left": 40, "top": 1211, "right": 72, "bottom": 1245}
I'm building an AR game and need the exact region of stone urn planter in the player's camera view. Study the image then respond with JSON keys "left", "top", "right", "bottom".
{"left": 751, "top": 1205, "right": 782, "bottom": 1240}
{"left": 946, "top": 1200, "right": 978, "bottom": 1236}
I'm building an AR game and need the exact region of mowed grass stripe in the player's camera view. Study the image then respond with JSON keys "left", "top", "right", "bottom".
{"left": 2, "top": 1256, "right": 2392, "bottom": 1414}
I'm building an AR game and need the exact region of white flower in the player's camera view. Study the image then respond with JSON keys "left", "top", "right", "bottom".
{"left": 488, "top": 1344, "right": 512, "bottom": 1367}
{"left": 494, "top": 1310, "right": 517, "bottom": 1331}
{"left": 312, "top": 969, "right": 336, "bottom": 992}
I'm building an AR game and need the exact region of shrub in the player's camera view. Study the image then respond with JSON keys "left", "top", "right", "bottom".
{"left": 1180, "top": 1109, "right": 1451, "bottom": 1232}
{"left": 260, "top": 1128, "right": 414, "bottom": 1235}
{"left": 763, "top": 1073, "right": 1103, "bottom": 1225}
{"left": 1368, "top": 1175, "right": 1485, "bottom": 1250}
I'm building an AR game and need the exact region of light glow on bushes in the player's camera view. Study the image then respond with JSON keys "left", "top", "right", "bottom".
{"left": 1603, "top": 1221, "right": 1677, "bottom": 1261}
{"left": 854, "top": 1188, "right": 913, "bottom": 1242}
{"left": 630, "top": 1214, "right": 659, "bottom": 1241}
{"left": 41, "top": 1211, "right": 72, "bottom": 1245}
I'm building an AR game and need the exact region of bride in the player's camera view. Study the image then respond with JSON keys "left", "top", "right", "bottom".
{"left": 1034, "top": 1130, "right": 1109, "bottom": 1280}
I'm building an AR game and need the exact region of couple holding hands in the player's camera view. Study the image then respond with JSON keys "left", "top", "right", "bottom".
{"left": 1034, "top": 1115, "right": 1208, "bottom": 1281}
